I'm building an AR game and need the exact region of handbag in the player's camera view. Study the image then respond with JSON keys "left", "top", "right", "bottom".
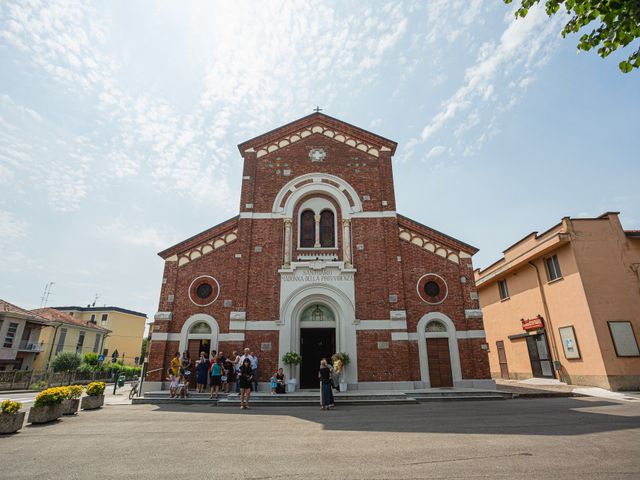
{"left": 221, "top": 375, "right": 227, "bottom": 382}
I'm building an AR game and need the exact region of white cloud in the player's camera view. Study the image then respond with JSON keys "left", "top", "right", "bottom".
{"left": 0, "top": 210, "right": 28, "bottom": 239}
{"left": 426, "top": 145, "right": 446, "bottom": 158}
{"left": 97, "top": 219, "right": 175, "bottom": 251}
{"left": 410, "top": 3, "right": 564, "bottom": 159}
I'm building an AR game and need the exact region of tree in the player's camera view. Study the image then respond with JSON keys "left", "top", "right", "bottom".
{"left": 51, "top": 352, "right": 82, "bottom": 372}
{"left": 505, "top": 0, "right": 640, "bottom": 72}
{"left": 139, "top": 338, "right": 149, "bottom": 363}
{"left": 82, "top": 352, "right": 99, "bottom": 367}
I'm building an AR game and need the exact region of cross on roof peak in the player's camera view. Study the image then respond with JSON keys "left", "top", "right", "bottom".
{"left": 313, "top": 106, "right": 322, "bottom": 113}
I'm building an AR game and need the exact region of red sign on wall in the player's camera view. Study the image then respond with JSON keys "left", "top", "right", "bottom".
{"left": 521, "top": 315, "right": 544, "bottom": 331}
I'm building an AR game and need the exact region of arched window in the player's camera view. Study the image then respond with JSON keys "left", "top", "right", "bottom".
{"left": 300, "top": 210, "right": 315, "bottom": 248}
{"left": 319, "top": 210, "right": 335, "bottom": 247}
{"left": 189, "top": 322, "right": 212, "bottom": 334}
{"left": 425, "top": 320, "right": 447, "bottom": 333}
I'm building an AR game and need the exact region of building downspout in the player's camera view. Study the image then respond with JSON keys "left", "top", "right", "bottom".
{"left": 528, "top": 261, "right": 564, "bottom": 382}
{"left": 45, "top": 322, "right": 62, "bottom": 371}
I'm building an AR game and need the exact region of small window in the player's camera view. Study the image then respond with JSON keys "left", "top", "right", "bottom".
{"left": 69, "top": 312, "right": 74, "bottom": 316}
{"left": 3, "top": 322, "right": 18, "bottom": 348}
{"left": 76, "top": 331, "right": 86, "bottom": 354}
{"left": 90, "top": 314, "right": 96, "bottom": 323}
{"left": 101, "top": 314, "right": 108, "bottom": 324}
{"left": 608, "top": 321, "right": 640, "bottom": 357}
{"left": 56, "top": 328, "right": 68, "bottom": 354}
{"left": 300, "top": 210, "right": 315, "bottom": 248}
{"left": 93, "top": 334, "right": 102, "bottom": 353}
{"left": 545, "top": 255, "right": 562, "bottom": 281}
{"left": 498, "top": 279, "right": 510, "bottom": 300}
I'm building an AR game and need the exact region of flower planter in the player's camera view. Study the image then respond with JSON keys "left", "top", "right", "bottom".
{"left": 62, "top": 398, "right": 80, "bottom": 415}
{"left": 81, "top": 395, "right": 104, "bottom": 410}
{"left": 0, "top": 412, "right": 26, "bottom": 434}
{"left": 27, "top": 404, "right": 63, "bottom": 424}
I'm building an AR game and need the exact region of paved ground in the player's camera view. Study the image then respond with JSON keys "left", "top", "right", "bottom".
{"left": 2, "top": 396, "right": 639, "bottom": 479}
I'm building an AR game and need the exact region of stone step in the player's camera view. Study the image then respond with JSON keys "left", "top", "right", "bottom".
{"left": 413, "top": 394, "right": 508, "bottom": 402}
{"left": 409, "top": 390, "right": 513, "bottom": 399}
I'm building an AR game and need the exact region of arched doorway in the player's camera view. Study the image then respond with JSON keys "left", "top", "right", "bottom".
{"left": 417, "top": 313, "right": 462, "bottom": 388}
{"left": 179, "top": 314, "right": 219, "bottom": 387}
{"left": 299, "top": 304, "right": 336, "bottom": 389}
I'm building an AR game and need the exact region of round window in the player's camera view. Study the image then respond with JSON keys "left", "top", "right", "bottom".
{"left": 188, "top": 275, "right": 220, "bottom": 307}
{"left": 196, "top": 283, "right": 213, "bottom": 299}
{"left": 416, "top": 273, "right": 448, "bottom": 305}
{"left": 424, "top": 281, "right": 440, "bottom": 298}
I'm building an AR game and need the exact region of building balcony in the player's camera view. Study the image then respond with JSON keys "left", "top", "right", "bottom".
{"left": 17, "top": 340, "right": 44, "bottom": 352}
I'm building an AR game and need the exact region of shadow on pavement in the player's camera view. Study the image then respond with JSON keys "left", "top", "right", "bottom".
{"left": 148, "top": 397, "right": 640, "bottom": 437}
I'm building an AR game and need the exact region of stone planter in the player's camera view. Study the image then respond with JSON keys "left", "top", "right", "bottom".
{"left": 62, "top": 398, "right": 80, "bottom": 415}
{"left": 81, "top": 395, "right": 104, "bottom": 410}
{"left": 0, "top": 412, "right": 26, "bottom": 434}
{"left": 27, "top": 404, "right": 63, "bottom": 424}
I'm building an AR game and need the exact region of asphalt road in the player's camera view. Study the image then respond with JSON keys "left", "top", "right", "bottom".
{"left": 1, "top": 396, "right": 639, "bottom": 479}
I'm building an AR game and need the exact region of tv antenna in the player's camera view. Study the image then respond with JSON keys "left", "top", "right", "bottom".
{"left": 40, "top": 282, "right": 55, "bottom": 308}
{"left": 91, "top": 293, "right": 99, "bottom": 307}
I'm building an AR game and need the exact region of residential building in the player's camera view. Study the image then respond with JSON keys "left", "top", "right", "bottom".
{"left": 146, "top": 112, "right": 492, "bottom": 391}
{"left": 475, "top": 212, "right": 640, "bottom": 390}
{"left": 31, "top": 308, "right": 110, "bottom": 370}
{"left": 53, "top": 306, "right": 146, "bottom": 365}
{"left": 0, "top": 299, "right": 53, "bottom": 371}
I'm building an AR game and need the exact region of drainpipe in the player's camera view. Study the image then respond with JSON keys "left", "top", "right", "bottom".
{"left": 528, "top": 261, "right": 564, "bottom": 382}
{"left": 45, "top": 322, "right": 62, "bottom": 371}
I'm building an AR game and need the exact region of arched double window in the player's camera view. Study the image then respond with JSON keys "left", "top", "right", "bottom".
{"left": 299, "top": 209, "right": 336, "bottom": 248}
{"left": 319, "top": 210, "right": 335, "bottom": 247}
{"left": 300, "top": 210, "right": 315, "bottom": 248}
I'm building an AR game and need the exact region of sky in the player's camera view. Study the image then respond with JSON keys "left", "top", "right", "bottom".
{"left": 1, "top": 0, "right": 639, "bottom": 322}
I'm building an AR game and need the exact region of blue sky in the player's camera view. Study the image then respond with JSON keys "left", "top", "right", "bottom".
{"left": 1, "top": 1, "right": 638, "bottom": 321}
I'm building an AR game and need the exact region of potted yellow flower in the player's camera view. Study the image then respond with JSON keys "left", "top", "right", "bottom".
{"left": 0, "top": 400, "right": 25, "bottom": 434}
{"left": 28, "top": 387, "right": 67, "bottom": 424}
{"left": 81, "top": 381, "right": 106, "bottom": 410}
{"left": 62, "top": 385, "right": 83, "bottom": 415}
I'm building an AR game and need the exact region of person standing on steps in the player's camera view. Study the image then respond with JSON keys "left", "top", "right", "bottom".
{"left": 180, "top": 351, "right": 192, "bottom": 397}
{"left": 195, "top": 351, "right": 209, "bottom": 393}
{"left": 250, "top": 350, "right": 259, "bottom": 392}
{"left": 319, "top": 358, "right": 335, "bottom": 410}
{"left": 239, "top": 358, "right": 254, "bottom": 409}
{"left": 209, "top": 354, "right": 223, "bottom": 399}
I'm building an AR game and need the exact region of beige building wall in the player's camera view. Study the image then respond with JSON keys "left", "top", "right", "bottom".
{"left": 62, "top": 309, "right": 146, "bottom": 365}
{"left": 32, "top": 326, "right": 105, "bottom": 370}
{"left": 477, "top": 213, "right": 640, "bottom": 391}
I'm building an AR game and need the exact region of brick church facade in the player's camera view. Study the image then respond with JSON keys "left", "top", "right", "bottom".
{"left": 145, "top": 112, "right": 493, "bottom": 390}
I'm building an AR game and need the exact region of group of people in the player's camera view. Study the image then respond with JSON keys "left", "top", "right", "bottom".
{"left": 167, "top": 348, "right": 340, "bottom": 410}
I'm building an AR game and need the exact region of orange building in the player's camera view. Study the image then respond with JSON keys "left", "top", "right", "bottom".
{"left": 475, "top": 212, "right": 640, "bottom": 391}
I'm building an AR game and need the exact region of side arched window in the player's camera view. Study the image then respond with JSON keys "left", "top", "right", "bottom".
{"left": 300, "top": 210, "right": 315, "bottom": 248}
{"left": 320, "top": 210, "right": 335, "bottom": 247}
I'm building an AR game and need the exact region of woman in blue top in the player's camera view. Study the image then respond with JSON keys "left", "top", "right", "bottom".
{"left": 209, "top": 355, "right": 223, "bottom": 399}
{"left": 195, "top": 352, "right": 210, "bottom": 393}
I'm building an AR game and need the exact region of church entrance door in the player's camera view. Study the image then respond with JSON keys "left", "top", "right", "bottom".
{"left": 300, "top": 328, "right": 335, "bottom": 389}
{"left": 426, "top": 338, "right": 453, "bottom": 387}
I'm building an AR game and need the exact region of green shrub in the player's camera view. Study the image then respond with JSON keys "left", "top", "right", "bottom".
{"left": 34, "top": 387, "right": 68, "bottom": 407}
{"left": 30, "top": 380, "right": 47, "bottom": 391}
{"left": 51, "top": 352, "right": 82, "bottom": 372}
{"left": 86, "top": 381, "right": 106, "bottom": 396}
{"left": 77, "top": 363, "right": 95, "bottom": 373}
{"left": 82, "top": 352, "right": 99, "bottom": 366}
{"left": 282, "top": 351, "right": 302, "bottom": 365}
{"left": 1, "top": 399, "right": 22, "bottom": 414}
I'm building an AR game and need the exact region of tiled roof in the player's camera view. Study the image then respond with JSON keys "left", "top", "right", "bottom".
{"left": 0, "top": 299, "right": 52, "bottom": 324}
{"left": 53, "top": 305, "right": 147, "bottom": 318}
{"left": 31, "top": 308, "right": 111, "bottom": 333}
